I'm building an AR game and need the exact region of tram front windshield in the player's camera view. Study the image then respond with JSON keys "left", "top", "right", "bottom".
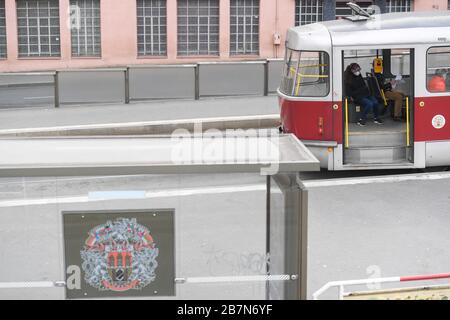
{"left": 280, "top": 48, "right": 330, "bottom": 98}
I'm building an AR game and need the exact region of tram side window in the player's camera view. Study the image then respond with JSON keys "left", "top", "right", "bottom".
{"left": 280, "top": 49, "right": 330, "bottom": 97}
{"left": 427, "top": 46, "right": 450, "bottom": 93}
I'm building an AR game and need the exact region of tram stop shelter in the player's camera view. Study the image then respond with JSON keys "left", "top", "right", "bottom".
{"left": 0, "top": 134, "right": 319, "bottom": 300}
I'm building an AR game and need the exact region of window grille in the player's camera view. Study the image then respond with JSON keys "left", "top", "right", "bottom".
{"left": 230, "top": 0, "right": 259, "bottom": 55}
{"left": 137, "top": 0, "right": 167, "bottom": 56}
{"left": 70, "top": 0, "right": 101, "bottom": 57}
{"left": 177, "top": 0, "right": 219, "bottom": 56}
{"left": 0, "top": 0, "right": 6, "bottom": 58}
{"left": 386, "top": 0, "right": 412, "bottom": 13}
{"left": 295, "top": 0, "right": 323, "bottom": 26}
{"left": 17, "top": 0, "right": 61, "bottom": 57}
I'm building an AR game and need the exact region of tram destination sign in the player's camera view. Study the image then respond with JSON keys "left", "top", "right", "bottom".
{"left": 63, "top": 209, "right": 175, "bottom": 299}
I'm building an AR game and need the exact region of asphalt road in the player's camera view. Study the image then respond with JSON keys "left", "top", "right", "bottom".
{"left": 0, "top": 172, "right": 449, "bottom": 300}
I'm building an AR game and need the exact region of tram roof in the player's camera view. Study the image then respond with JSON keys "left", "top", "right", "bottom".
{"left": 286, "top": 11, "right": 450, "bottom": 51}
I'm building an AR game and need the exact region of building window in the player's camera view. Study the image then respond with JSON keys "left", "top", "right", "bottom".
{"left": 230, "top": 0, "right": 259, "bottom": 55}
{"left": 137, "top": 0, "right": 167, "bottom": 56}
{"left": 70, "top": 0, "right": 101, "bottom": 57}
{"left": 0, "top": 0, "right": 6, "bottom": 58}
{"left": 295, "top": 0, "right": 323, "bottom": 26}
{"left": 16, "top": 0, "right": 61, "bottom": 57}
{"left": 177, "top": 0, "right": 219, "bottom": 56}
{"left": 335, "top": 1, "right": 373, "bottom": 19}
{"left": 386, "top": 0, "right": 412, "bottom": 12}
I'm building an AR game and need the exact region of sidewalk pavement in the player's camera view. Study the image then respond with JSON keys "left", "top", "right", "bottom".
{"left": 0, "top": 96, "right": 279, "bottom": 132}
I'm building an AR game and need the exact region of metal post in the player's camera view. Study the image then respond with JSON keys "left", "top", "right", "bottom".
{"left": 125, "top": 67, "right": 130, "bottom": 104}
{"left": 195, "top": 64, "right": 200, "bottom": 100}
{"left": 265, "top": 175, "right": 271, "bottom": 300}
{"left": 406, "top": 96, "right": 410, "bottom": 147}
{"left": 54, "top": 71, "right": 59, "bottom": 108}
{"left": 339, "top": 285, "right": 345, "bottom": 300}
{"left": 298, "top": 181, "right": 308, "bottom": 300}
{"left": 264, "top": 60, "right": 269, "bottom": 96}
{"left": 345, "top": 97, "right": 349, "bottom": 149}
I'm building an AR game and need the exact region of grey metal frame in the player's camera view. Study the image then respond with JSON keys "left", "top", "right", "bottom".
{"left": 197, "top": 60, "right": 266, "bottom": 97}
{"left": 16, "top": 0, "right": 61, "bottom": 57}
{"left": 269, "top": 173, "right": 308, "bottom": 300}
{"left": 70, "top": 0, "right": 101, "bottom": 57}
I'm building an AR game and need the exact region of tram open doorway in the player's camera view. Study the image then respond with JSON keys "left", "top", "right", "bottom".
{"left": 342, "top": 48, "right": 414, "bottom": 168}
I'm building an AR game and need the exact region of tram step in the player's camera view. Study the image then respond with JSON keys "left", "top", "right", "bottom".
{"left": 348, "top": 131, "right": 407, "bottom": 148}
{"left": 344, "top": 145, "right": 408, "bottom": 164}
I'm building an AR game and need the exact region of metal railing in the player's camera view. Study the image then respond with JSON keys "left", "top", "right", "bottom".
{"left": 0, "top": 59, "right": 284, "bottom": 109}
{"left": 313, "top": 273, "right": 450, "bottom": 300}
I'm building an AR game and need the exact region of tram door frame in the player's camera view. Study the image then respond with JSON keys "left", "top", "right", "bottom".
{"left": 335, "top": 46, "right": 416, "bottom": 166}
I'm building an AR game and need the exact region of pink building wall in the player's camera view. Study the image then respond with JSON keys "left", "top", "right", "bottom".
{"left": 0, "top": 0, "right": 447, "bottom": 72}
{"left": 414, "top": 0, "right": 448, "bottom": 11}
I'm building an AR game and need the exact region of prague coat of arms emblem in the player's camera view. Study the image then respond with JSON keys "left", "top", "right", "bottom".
{"left": 80, "top": 218, "right": 159, "bottom": 292}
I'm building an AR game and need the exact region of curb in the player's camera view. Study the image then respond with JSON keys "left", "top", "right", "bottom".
{"left": 0, "top": 114, "right": 281, "bottom": 137}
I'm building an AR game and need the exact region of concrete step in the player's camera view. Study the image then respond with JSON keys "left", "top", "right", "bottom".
{"left": 348, "top": 130, "right": 407, "bottom": 148}
{"left": 344, "top": 145, "right": 408, "bottom": 165}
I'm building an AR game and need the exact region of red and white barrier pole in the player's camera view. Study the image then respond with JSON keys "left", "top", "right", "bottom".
{"left": 313, "top": 273, "right": 450, "bottom": 300}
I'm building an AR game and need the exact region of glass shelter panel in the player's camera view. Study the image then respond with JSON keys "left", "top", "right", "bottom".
{"left": 0, "top": 173, "right": 304, "bottom": 300}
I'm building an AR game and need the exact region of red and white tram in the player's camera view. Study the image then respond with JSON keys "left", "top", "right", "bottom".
{"left": 278, "top": 9, "right": 450, "bottom": 170}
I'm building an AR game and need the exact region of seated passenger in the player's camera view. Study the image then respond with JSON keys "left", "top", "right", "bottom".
{"left": 345, "top": 63, "right": 383, "bottom": 127}
{"left": 428, "top": 69, "right": 447, "bottom": 92}
{"left": 375, "top": 72, "right": 405, "bottom": 122}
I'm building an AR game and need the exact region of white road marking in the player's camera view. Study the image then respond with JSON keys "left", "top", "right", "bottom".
{"left": 303, "top": 171, "right": 450, "bottom": 188}
{"left": 23, "top": 96, "right": 53, "bottom": 100}
{"left": 0, "top": 184, "right": 266, "bottom": 208}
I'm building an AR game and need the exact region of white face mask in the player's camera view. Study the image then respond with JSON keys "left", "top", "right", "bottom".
{"left": 353, "top": 71, "right": 361, "bottom": 76}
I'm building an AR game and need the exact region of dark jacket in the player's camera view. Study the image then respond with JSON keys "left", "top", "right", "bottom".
{"left": 345, "top": 74, "right": 370, "bottom": 103}
{"left": 375, "top": 73, "right": 392, "bottom": 92}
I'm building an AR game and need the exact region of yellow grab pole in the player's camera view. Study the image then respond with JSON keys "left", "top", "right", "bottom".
{"left": 406, "top": 96, "right": 410, "bottom": 147}
{"left": 345, "top": 98, "right": 349, "bottom": 149}
{"left": 295, "top": 75, "right": 302, "bottom": 96}
{"left": 380, "top": 89, "right": 388, "bottom": 107}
